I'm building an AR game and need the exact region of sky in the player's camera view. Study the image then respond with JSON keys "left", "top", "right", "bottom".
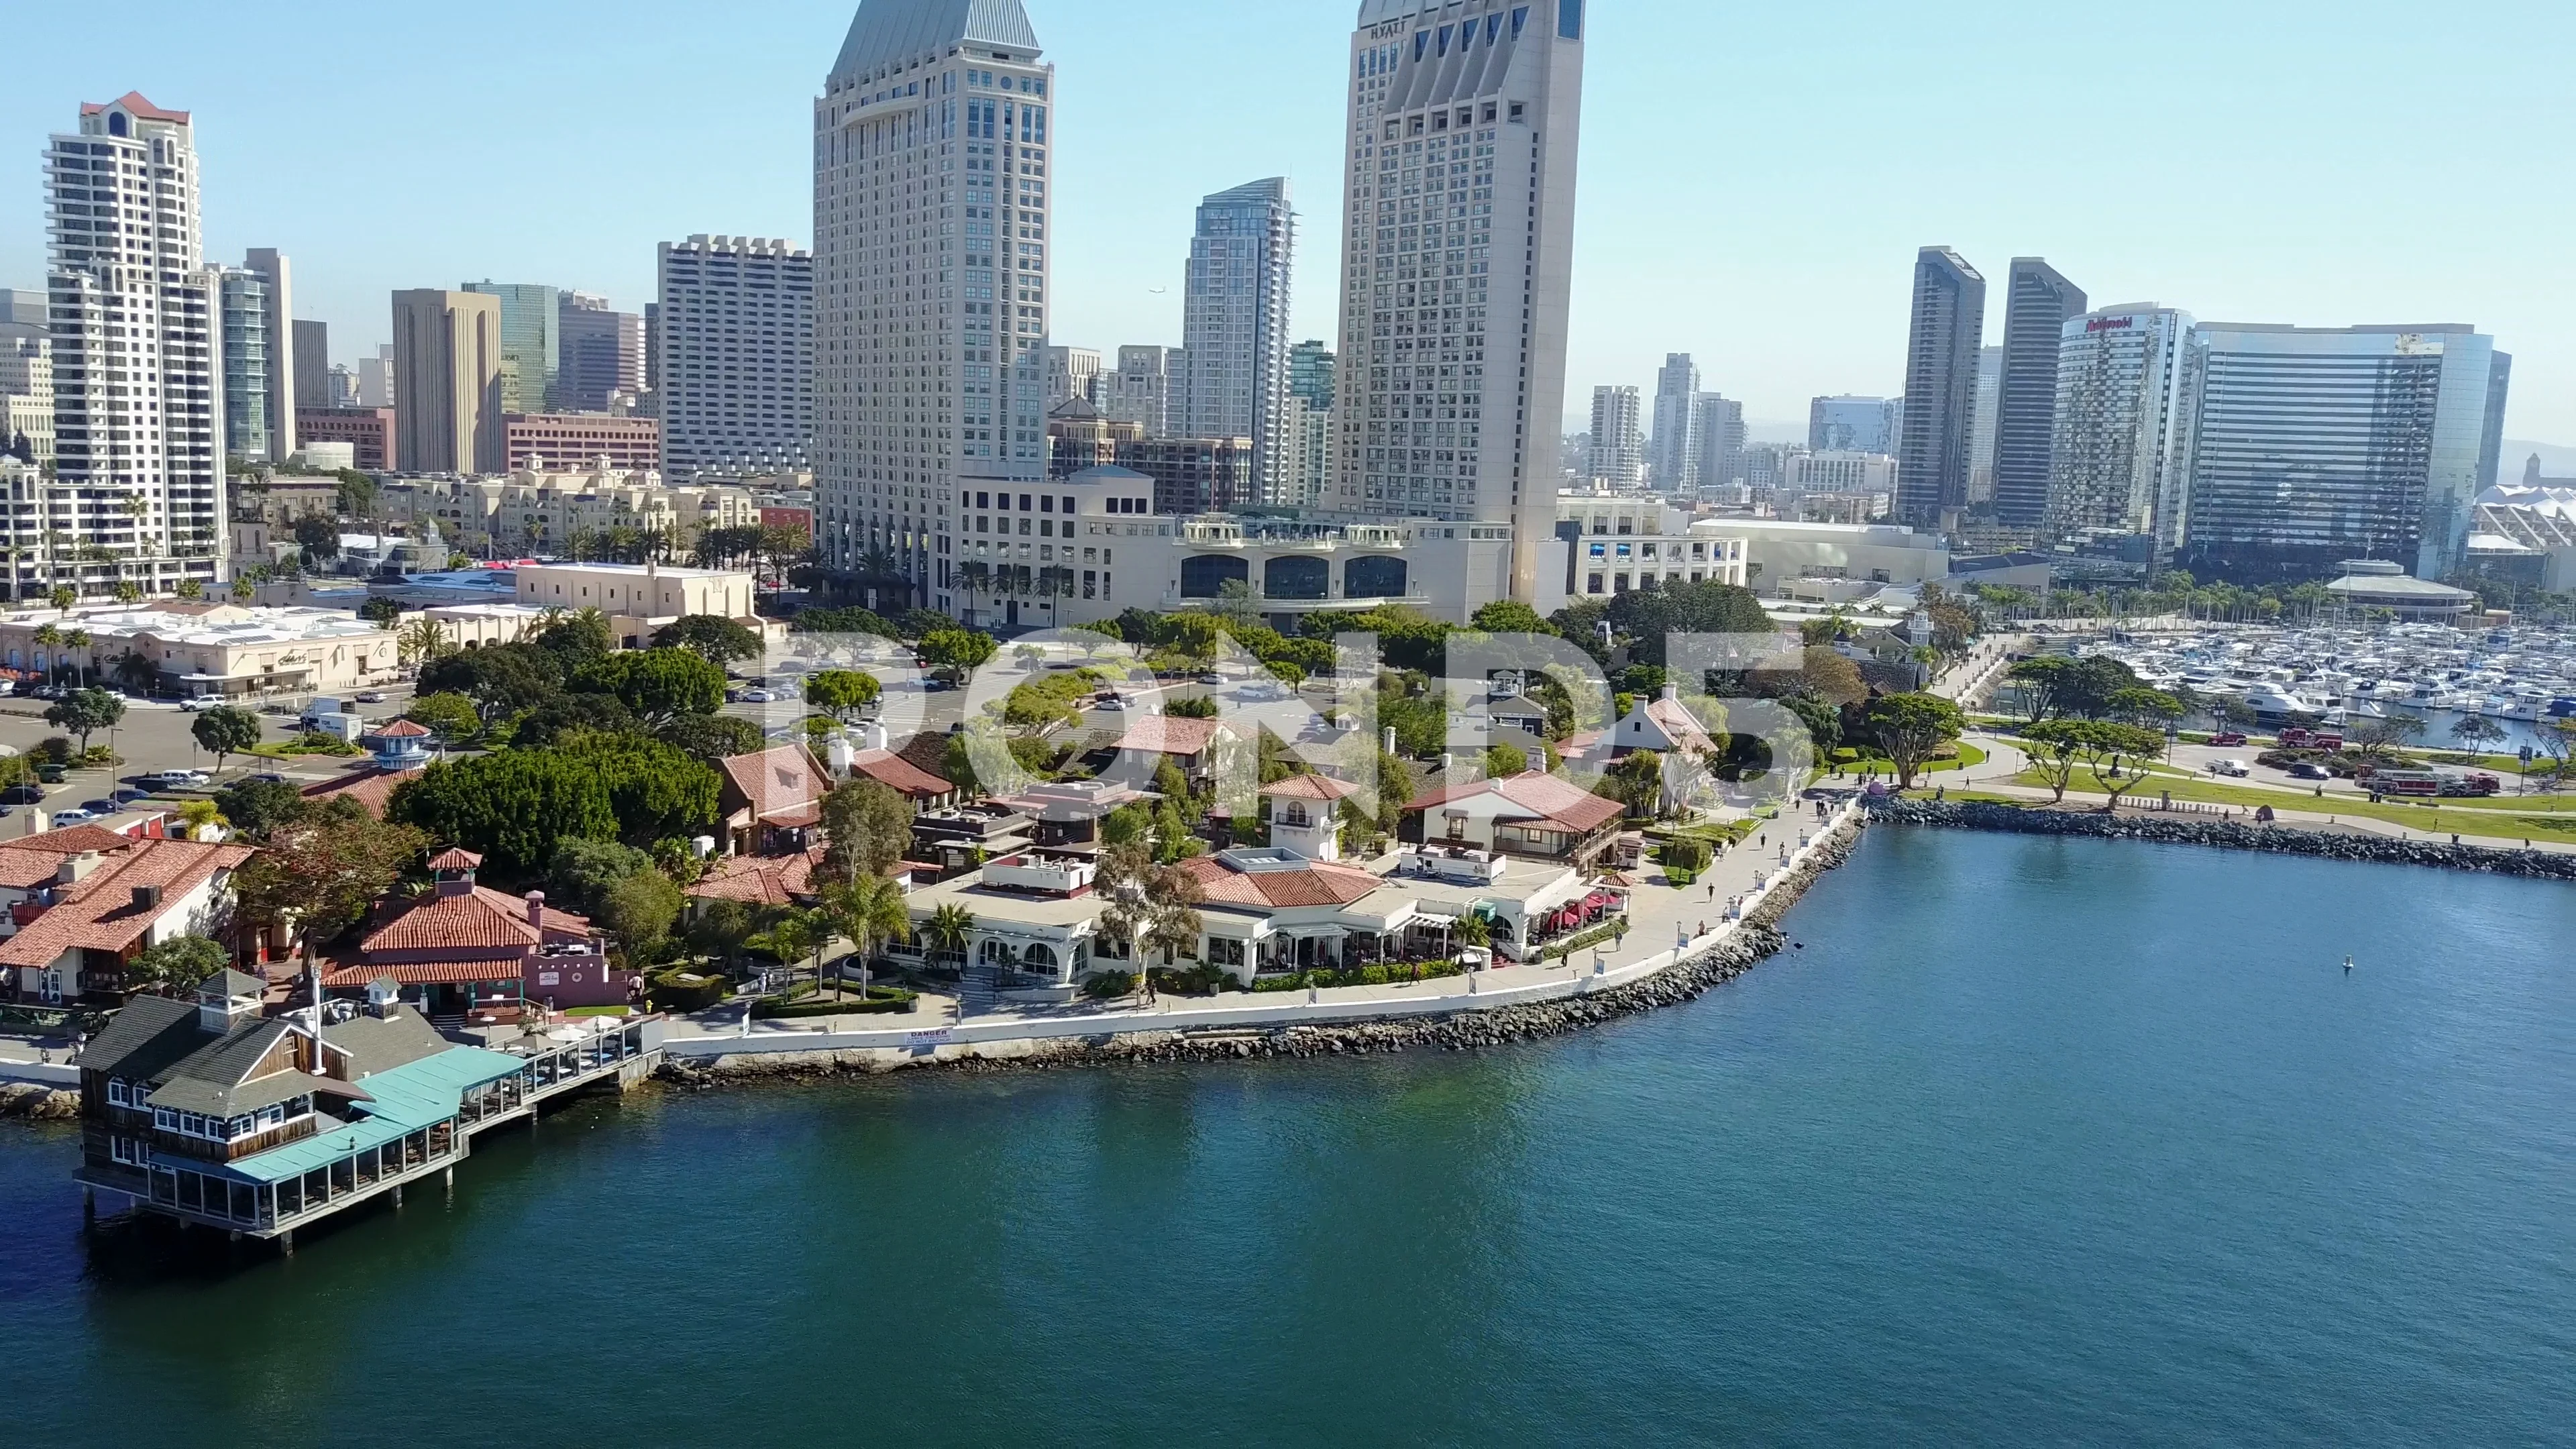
{"left": 5, "top": 0, "right": 2574, "bottom": 444}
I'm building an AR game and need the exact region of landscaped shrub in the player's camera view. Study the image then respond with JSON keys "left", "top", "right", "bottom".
{"left": 1084, "top": 971, "right": 1136, "bottom": 999}
{"left": 751, "top": 985, "right": 916, "bottom": 1020}
{"left": 645, "top": 969, "right": 731, "bottom": 1012}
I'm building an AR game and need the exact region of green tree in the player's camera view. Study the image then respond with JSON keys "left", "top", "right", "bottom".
{"left": 653, "top": 614, "right": 763, "bottom": 667}
{"left": 1601, "top": 749, "right": 1666, "bottom": 818}
{"left": 231, "top": 813, "right": 429, "bottom": 946}
{"left": 547, "top": 839, "right": 657, "bottom": 917}
{"left": 191, "top": 704, "right": 262, "bottom": 774}
{"left": 820, "top": 873, "right": 910, "bottom": 991}
{"left": 923, "top": 902, "right": 977, "bottom": 969}
{"left": 388, "top": 751, "right": 621, "bottom": 876}
{"left": 419, "top": 643, "right": 565, "bottom": 722}
{"left": 918, "top": 628, "right": 998, "bottom": 682}
{"left": 655, "top": 712, "right": 765, "bottom": 764}
{"left": 2074, "top": 721, "right": 2170, "bottom": 811}
{"left": 1864, "top": 692, "right": 1965, "bottom": 791}
{"left": 213, "top": 778, "right": 310, "bottom": 840}
{"left": 561, "top": 735, "right": 723, "bottom": 847}
{"left": 2106, "top": 686, "right": 2185, "bottom": 731}
{"left": 2347, "top": 712, "right": 2426, "bottom": 762}
{"left": 398, "top": 616, "right": 457, "bottom": 668}
{"left": 2019, "top": 719, "right": 2092, "bottom": 803}
{"left": 400, "top": 692, "right": 483, "bottom": 741}
{"left": 1599, "top": 581, "right": 1773, "bottom": 668}
{"left": 125, "top": 935, "right": 233, "bottom": 998}
{"left": 358, "top": 597, "right": 404, "bottom": 628}
{"left": 598, "top": 869, "right": 687, "bottom": 967}
{"left": 2007, "top": 657, "right": 2074, "bottom": 724}
{"left": 1468, "top": 600, "right": 1556, "bottom": 636}
{"left": 820, "top": 778, "right": 916, "bottom": 885}
{"left": 572, "top": 647, "right": 727, "bottom": 722}
{"left": 2449, "top": 714, "right": 2507, "bottom": 755}
{"left": 1662, "top": 836, "right": 1714, "bottom": 875}
{"left": 1485, "top": 743, "right": 1529, "bottom": 778}
{"left": 1163, "top": 694, "right": 1220, "bottom": 720}
{"left": 44, "top": 688, "right": 124, "bottom": 753}
{"left": 1096, "top": 841, "right": 1207, "bottom": 991}
{"left": 805, "top": 669, "right": 883, "bottom": 724}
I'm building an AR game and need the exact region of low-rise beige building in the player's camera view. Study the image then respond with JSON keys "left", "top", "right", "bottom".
{"left": 0, "top": 602, "right": 400, "bottom": 698}
{"left": 510, "top": 561, "right": 759, "bottom": 648}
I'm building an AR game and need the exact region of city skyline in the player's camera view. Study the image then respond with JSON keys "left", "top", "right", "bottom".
{"left": 4, "top": 1, "right": 2571, "bottom": 441}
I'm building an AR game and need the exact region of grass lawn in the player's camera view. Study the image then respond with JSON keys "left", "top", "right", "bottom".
{"left": 1999, "top": 769, "right": 2576, "bottom": 841}
{"left": 561, "top": 1006, "right": 635, "bottom": 1019}
{"left": 1837, "top": 742, "right": 1988, "bottom": 780}
{"left": 248, "top": 740, "right": 364, "bottom": 761}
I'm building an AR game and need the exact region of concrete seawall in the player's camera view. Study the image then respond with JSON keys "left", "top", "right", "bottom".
{"left": 1867, "top": 798, "right": 2576, "bottom": 881}
{"left": 663, "top": 804, "right": 1867, "bottom": 1083}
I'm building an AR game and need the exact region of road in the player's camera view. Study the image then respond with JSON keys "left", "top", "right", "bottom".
{"left": 0, "top": 682, "right": 427, "bottom": 823}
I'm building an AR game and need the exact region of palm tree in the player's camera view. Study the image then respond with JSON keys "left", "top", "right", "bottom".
{"left": 111, "top": 651, "right": 157, "bottom": 696}
{"left": 752, "top": 908, "right": 822, "bottom": 990}
{"left": 924, "top": 903, "right": 976, "bottom": 973}
{"left": 398, "top": 616, "right": 454, "bottom": 667}
{"left": 955, "top": 561, "right": 991, "bottom": 628}
{"left": 824, "top": 875, "right": 912, "bottom": 996}
{"left": 61, "top": 629, "right": 90, "bottom": 689}
{"left": 32, "top": 623, "right": 60, "bottom": 682}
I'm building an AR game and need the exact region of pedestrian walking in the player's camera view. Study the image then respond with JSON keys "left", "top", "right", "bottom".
{"left": 1707, "top": 882, "right": 1716, "bottom": 901}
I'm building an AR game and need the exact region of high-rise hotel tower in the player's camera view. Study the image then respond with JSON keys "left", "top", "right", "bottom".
{"left": 815, "top": 0, "right": 1053, "bottom": 612}
{"left": 38, "top": 93, "right": 227, "bottom": 598}
{"left": 1333, "top": 0, "right": 1586, "bottom": 603}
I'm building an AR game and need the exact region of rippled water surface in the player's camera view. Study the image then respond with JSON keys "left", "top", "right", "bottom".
{"left": 2, "top": 828, "right": 2569, "bottom": 1445}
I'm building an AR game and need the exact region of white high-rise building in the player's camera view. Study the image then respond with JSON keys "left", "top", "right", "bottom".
{"left": 815, "top": 0, "right": 1051, "bottom": 610}
{"left": 1649, "top": 352, "right": 1699, "bottom": 490}
{"left": 1334, "top": 0, "right": 1589, "bottom": 602}
{"left": 657, "top": 235, "right": 814, "bottom": 480}
{"left": 1588, "top": 385, "right": 1642, "bottom": 484}
{"left": 1044, "top": 345, "right": 1102, "bottom": 411}
{"left": 1175, "top": 178, "right": 1295, "bottom": 504}
{"left": 2043, "top": 306, "right": 2194, "bottom": 543}
{"left": 39, "top": 93, "right": 226, "bottom": 599}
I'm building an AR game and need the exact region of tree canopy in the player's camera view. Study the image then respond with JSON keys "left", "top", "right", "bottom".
{"left": 1863, "top": 692, "right": 1965, "bottom": 790}
{"left": 653, "top": 614, "right": 764, "bottom": 667}
{"left": 571, "top": 647, "right": 727, "bottom": 722}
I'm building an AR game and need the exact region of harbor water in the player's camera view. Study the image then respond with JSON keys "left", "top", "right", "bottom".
{"left": 1, "top": 828, "right": 2570, "bottom": 1444}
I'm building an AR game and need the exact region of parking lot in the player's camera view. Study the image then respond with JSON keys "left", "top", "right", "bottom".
{"left": 0, "top": 682, "right": 423, "bottom": 825}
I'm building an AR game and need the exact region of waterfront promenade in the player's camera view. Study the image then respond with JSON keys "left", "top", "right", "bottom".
{"left": 656, "top": 802, "right": 1864, "bottom": 1064}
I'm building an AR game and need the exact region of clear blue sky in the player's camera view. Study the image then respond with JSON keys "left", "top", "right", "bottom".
{"left": 6, "top": 0, "right": 2573, "bottom": 443}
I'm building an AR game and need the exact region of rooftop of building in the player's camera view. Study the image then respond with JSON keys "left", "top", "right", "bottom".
{"left": 0, "top": 836, "right": 255, "bottom": 969}
{"left": 0, "top": 602, "right": 393, "bottom": 647}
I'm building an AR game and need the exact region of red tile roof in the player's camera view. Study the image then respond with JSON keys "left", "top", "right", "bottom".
{"left": 688, "top": 849, "right": 824, "bottom": 907}
{"left": 83, "top": 92, "right": 191, "bottom": 123}
{"left": 1259, "top": 774, "right": 1362, "bottom": 802}
{"left": 427, "top": 848, "right": 485, "bottom": 871}
{"left": 1176, "top": 855, "right": 1383, "bottom": 909}
{"left": 847, "top": 747, "right": 953, "bottom": 800}
{"left": 719, "top": 745, "right": 828, "bottom": 821}
{"left": 0, "top": 826, "right": 142, "bottom": 888}
{"left": 1404, "top": 771, "right": 1623, "bottom": 835}
{"left": 323, "top": 961, "right": 528, "bottom": 988}
{"left": 368, "top": 719, "right": 434, "bottom": 739}
{"left": 301, "top": 767, "right": 423, "bottom": 819}
{"left": 1112, "top": 716, "right": 1232, "bottom": 757}
{"left": 0, "top": 838, "right": 254, "bottom": 968}
{"left": 1642, "top": 696, "right": 1720, "bottom": 755}
{"left": 360, "top": 887, "right": 591, "bottom": 955}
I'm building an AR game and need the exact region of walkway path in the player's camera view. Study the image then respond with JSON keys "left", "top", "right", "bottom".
{"left": 663, "top": 802, "right": 1862, "bottom": 1050}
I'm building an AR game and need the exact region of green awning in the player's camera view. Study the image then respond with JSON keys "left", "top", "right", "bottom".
{"left": 216, "top": 1048, "right": 526, "bottom": 1186}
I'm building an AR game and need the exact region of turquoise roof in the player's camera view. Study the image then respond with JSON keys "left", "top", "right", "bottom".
{"left": 218, "top": 1048, "right": 526, "bottom": 1186}
{"left": 831, "top": 0, "right": 1039, "bottom": 83}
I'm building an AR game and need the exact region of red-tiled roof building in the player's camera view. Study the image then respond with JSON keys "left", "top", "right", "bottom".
{"left": 322, "top": 853, "right": 633, "bottom": 1016}
{"left": 0, "top": 827, "right": 254, "bottom": 1005}
{"left": 1401, "top": 770, "right": 1625, "bottom": 866}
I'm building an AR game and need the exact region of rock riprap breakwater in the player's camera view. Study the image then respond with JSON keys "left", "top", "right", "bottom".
{"left": 0, "top": 1082, "right": 80, "bottom": 1120}
{"left": 1868, "top": 798, "right": 2576, "bottom": 880}
{"left": 663, "top": 825, "right": 1860, "bottom": 1085}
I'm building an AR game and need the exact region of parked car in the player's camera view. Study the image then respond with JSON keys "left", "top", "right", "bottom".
{"left": 2208, "top": 731, "right": 2249, "bottom": 747}
{"left": 47, "top": 808, "right": 90, "bottom": 825}
{"left": 2287, "top": 762, "right": 2332, "bottom": 781}
{"left": 80, "top": 798, "right": 121, "bottom": 816}
{"left": 1, "top": 785, "right": 46, "bottom": 806}
{"left": 111, "top": 788, "right": 153, "bottom": 806}
{"left": 178, "top": 696, "right": 213, "bottom": 712}
{"left": 249, "top": 772, "right": 290, "bottom": 786}
{"left": 737, "top": 688, "right": 777, "bottom": 704}
{"left": 922, "top": 678, "right": 954, "bottom": 693}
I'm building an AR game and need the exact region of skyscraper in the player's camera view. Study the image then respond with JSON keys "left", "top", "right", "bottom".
{"left": 1334, "top": 0, "right": 1589, "bottom": 602}
{"left": 1044, "top": 345, "right": 1102, "bottom": 411}
{"left": 292, "top": 319, "right": 330, "bottom": 425}
{"left": 390, "top": 289, "right": 504, "bottom": 474}
{"left": 1991, "top": 258, "right": 2086, "bottom": 529}
{"left": 1175, "top": 178, "right": 1295, "bottom": 504}
{"left": 215, "top": 269, "right": 272, "bottom": 461}
{"left": 1691, "top": 392, "right": 1745, "bottom": 492}
{"left": 39, "top": 93, "right": 227, "bottom": 598}
{"left": 244, "top": 248, "right": 296, "bottom": 460}
{"left": 1966, "top": 345, "right": 2002, "bottom": 504}
{"left": 464, "top": 282, "right": 561, "bottom": 415}
{"left": 1809, "top": 395, "right": 1899, "bottom": 454}
{"left": 558, "top": 292, "right": 645, "bottom": 412}
{"left": 1648, "top": 354, "right": 1700, "bottom": 490}
{"left": 2171, "top": 323, "right": 2509, "bottom": 581}
{"left": 1588, "top": 386, "right": 1642, "bottom": 484}
{"left": 2043, "top": 305, "right": 2193, "bottom": 543}
{"left": 658, "top": 235, "right": 815, "bottom": 479}
{"left": 814, "top": 0, "right": 1049, "bottom": 606}
{"left": 1894, "top": 246, "right": 1986, "bottom": 530}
